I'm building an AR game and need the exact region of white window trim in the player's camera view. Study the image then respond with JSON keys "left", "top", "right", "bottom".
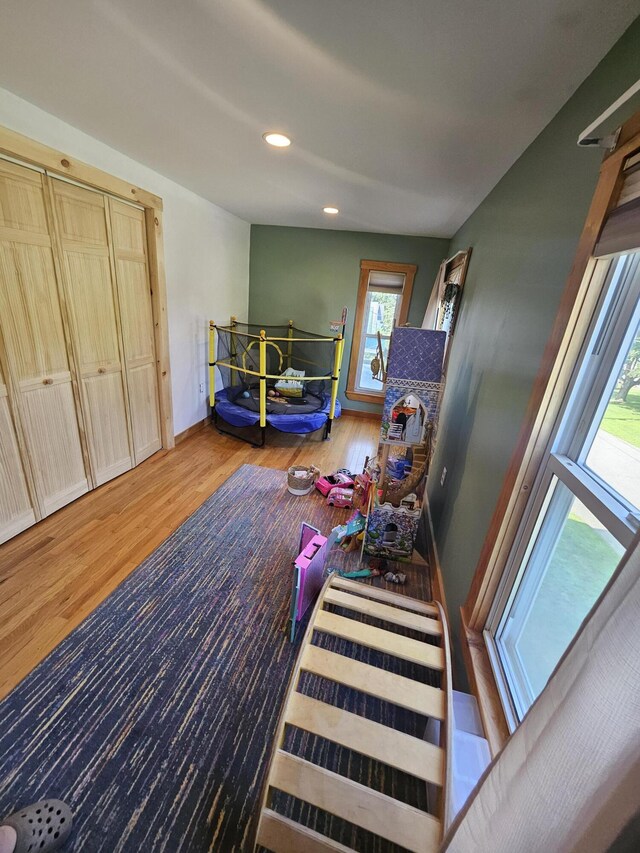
{"left": 352, "top": 288, "right": 401, "bottom": 395}
{"left": 485, "top": 252, "right": 640, "bottom": 725}
{"left": 346, "top": 260, "right": 416, "bottom": 403}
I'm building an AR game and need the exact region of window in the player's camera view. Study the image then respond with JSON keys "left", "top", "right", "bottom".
{"left": 486, "top": 252, "right": 640, "bottom": 723}
{"left": 346, "top": 260, "right": 416, "bottom": 402}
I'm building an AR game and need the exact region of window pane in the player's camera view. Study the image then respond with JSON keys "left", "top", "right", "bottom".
{"left": 366, "top": 291, "right": 400, "bottom": 336}
{"left": 498, "top": 480, "right": 624, "bottom": 710}
{"left": 584, "top": 319, "right": 640, "bottom": 510}
{"left": 358, "top": 335, "right": 389, "bottom": 391}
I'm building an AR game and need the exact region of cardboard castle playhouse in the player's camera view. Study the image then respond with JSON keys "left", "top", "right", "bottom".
{"left": 364, "top": 326, "right": 446, "bottom": 560}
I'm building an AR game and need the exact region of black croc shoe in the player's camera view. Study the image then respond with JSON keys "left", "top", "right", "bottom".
{"left": 2, "top": 800, "right": 72, "bottom": 852}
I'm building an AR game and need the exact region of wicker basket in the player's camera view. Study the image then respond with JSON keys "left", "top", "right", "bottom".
{"left": 287, "top": 465, "right": 320, "bottom": 496}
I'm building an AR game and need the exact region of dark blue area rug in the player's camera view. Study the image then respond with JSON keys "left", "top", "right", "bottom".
{"left": 0, "top": 464, "right": 432, "bottom": 852}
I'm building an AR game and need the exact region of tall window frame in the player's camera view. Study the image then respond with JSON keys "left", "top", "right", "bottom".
{"left": 485, "top": 253, "right": 640, "bottom": 724}
{"left": 460, "top": 111, "right": 640, "bottom": 753}
{"left": 346, "top": 259, "right": 416, "bottom": 404}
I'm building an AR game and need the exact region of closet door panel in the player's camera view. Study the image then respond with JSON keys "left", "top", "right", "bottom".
{"left": 116, "top": 259, "right": 154, "bottom": 361}
{"left": 20, "top": 377, "right": 89, "bottom": 513}
{"left": 0, "top": 242, "right": 69, "bottom": 378}
{"left": 0, "top": 160, "right": 49, "bottom": 236}
{"left": 82, "top": 370, "right": 132, "bottom": 484}
{"left": 0, "top": 366, "right": 36, "bottom": 544}
{"left": 65, "top": 252, "right": 122, "bottom": 368}
{"left": 0, "top": 161, "right": 89, "bottom": 517}
{"left": 54, "top": 181, "right": 108, "bottom": 248}
{"left": 110, "top": 200, "right": 161, "bottom": 463}
{"left": 52, "top": 180, "right": 133, "bottom": 486}
{"left": 126, "top": 363, "right": 161, "bottom": 461}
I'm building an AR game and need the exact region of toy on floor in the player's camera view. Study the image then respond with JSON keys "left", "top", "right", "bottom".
{"left": 340, "top": 567, "right": 380, "bottom": 579}
{"left": 326, "top": 487, "right": 353, "bottom": 508}
{"left": 384, "top": 571, "right": 407, "bottom": 585}
{"left": 289, "top": 522, "right": 328, "bottom": 641}
{"left": 315, "top": 471, "right": 354, "bottom": 497}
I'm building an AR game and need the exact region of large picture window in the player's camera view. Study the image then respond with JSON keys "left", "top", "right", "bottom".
{"left": 346, "top": 260, "right": 416, "bottom": 403}
{"left": 485, "top": 253, "right": 640, "bottom": 723}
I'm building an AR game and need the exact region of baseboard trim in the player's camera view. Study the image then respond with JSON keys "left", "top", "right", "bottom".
{"left": 175, "top": 419, "right": 209, "bottom": 444}
{"left": 424, "top": 499, "right": 450, "bottom": 625}
{"left": 341, "top": 408, "right": 381, "bottom": 420}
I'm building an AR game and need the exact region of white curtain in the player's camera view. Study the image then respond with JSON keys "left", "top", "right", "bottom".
{"left": 443, "top": 535, "right": 640, "bottom": 853}
{"left": 422, "top": 261, "right": 445, "bottom": 329}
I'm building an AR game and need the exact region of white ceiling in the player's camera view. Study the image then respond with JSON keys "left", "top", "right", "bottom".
{"left": 0, "top": 0, "right": 637, "bottom": 236}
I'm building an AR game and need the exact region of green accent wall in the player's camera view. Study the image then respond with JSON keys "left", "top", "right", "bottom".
{"left": 427, "top": 16, "right": 640, "bottom": 683}
{"left": 249, "top": 226, "right": 449, "bottom": 412}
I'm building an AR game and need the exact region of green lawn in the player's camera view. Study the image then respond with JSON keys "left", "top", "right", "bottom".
{"left": 516, "top": 516, "right": 622, "bottom": 697}
{"left": 600, "top": 386, "right": 640, "bottom": 448}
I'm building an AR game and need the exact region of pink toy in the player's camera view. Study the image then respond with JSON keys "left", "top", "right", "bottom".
{"left": 326, "top": 487, "right": 354, "bottom": 508}
{"left": 315, "top": 471, "right": 355, "bottom": 497}
{"left": 289, "top": 523, "right": 328, "bottom": 642}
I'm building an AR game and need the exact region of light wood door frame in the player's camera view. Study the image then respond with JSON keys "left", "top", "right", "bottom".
{"left": 0, "top": 124, "right": 174, "bottom": 449}
{"left": 346, "top": 259, "right": 417, "bottom": 404}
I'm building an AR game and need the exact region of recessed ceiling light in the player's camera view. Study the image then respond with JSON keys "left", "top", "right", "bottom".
{"left": 323, "top": 206, "right": 339, "bottom": 215}
{"left": 263, "top": 132, "right": 291, "bottom": 148}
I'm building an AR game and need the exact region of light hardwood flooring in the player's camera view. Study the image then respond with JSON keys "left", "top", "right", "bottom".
{"left": 0, "top": 416, "right": 380, "bottom": 700}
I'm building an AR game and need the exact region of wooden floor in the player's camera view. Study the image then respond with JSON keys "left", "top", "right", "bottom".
{"left": 0, "top": 416, "right": 380, "bottom": 700}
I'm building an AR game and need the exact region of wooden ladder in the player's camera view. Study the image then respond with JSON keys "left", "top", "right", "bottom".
{"left": 255, "top": 574, "right": 453, "bottom": 852}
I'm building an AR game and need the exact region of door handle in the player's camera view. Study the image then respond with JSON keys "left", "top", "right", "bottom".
{"left": 98, "top": 367, "right": 106, "bottom": 374}
{"left": 42, "top": 377, "right": 53, "bottom": 385}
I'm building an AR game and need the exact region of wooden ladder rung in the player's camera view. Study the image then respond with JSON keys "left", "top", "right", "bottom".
{"left": 257, "top": 809, "right": 356, "bottom": 853}
{"left": 314, "top": 609, "right": 444, "bottom": 671}
{"left": 329, "top": 576, "right": 439, "bottom": 616}
{"left": 324, "top": 587, "right": 443, "bottom": 637}
{"left": 269, "top": 750, "right": 442, "bottom": 853}
{"left": 285, "top": 691, "right": 444, "bottom": 784}
{"left": 299, "top": 644, "right": 446, "bottom": 720}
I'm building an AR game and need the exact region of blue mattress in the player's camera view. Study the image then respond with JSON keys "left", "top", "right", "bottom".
{"left": 214, "top": 390, "right": 341, "bottom": 434}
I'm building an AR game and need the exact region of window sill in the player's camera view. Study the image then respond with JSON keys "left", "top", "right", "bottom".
{"left": 461, "top": 609, "right": 510, "bottom": 758}
{"left": 345, "top": 388, "right": 384, "bottom": 404}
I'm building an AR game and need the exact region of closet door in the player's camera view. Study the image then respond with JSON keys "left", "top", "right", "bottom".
{"left": 0, "top": 160, "right": 89, "bottom": 517}
{"left": 109, "top": 199, "right": 161, "bottom": 463}
{"left": 0, "top": 356, "right": 36, "bottom": 543}
{"left": 52, "top": 180, "right": 134, "bottom": 487}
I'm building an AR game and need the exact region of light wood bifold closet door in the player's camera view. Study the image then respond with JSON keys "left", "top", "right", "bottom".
{"left": 0, "top": 160, "right": 89, "bottom": 521}
{"left": 0, "top": 355, "right": 36, "bottom": 543}
{"left": 109, "top": 199, "right": 161, "bottom": 464}
{"left": 51, "top": 179, "right": 134, "bottom": 487}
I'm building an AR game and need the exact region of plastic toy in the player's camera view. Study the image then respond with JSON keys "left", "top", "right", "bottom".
{"left": 289, "top": 522, "right": 328, "bottom": 642}
{"left": 384, "top": 571, "right": 407, "bottom": 585}
{"left": 326, "top": 487, "right": 353, "bottom": 508}
{"left": 315, "top": 471, "right": 354, "bottom": 496}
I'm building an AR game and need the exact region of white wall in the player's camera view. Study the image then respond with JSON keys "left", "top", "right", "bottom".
{"left": 0, "top": 87, "right": 251, "bottom": 436}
